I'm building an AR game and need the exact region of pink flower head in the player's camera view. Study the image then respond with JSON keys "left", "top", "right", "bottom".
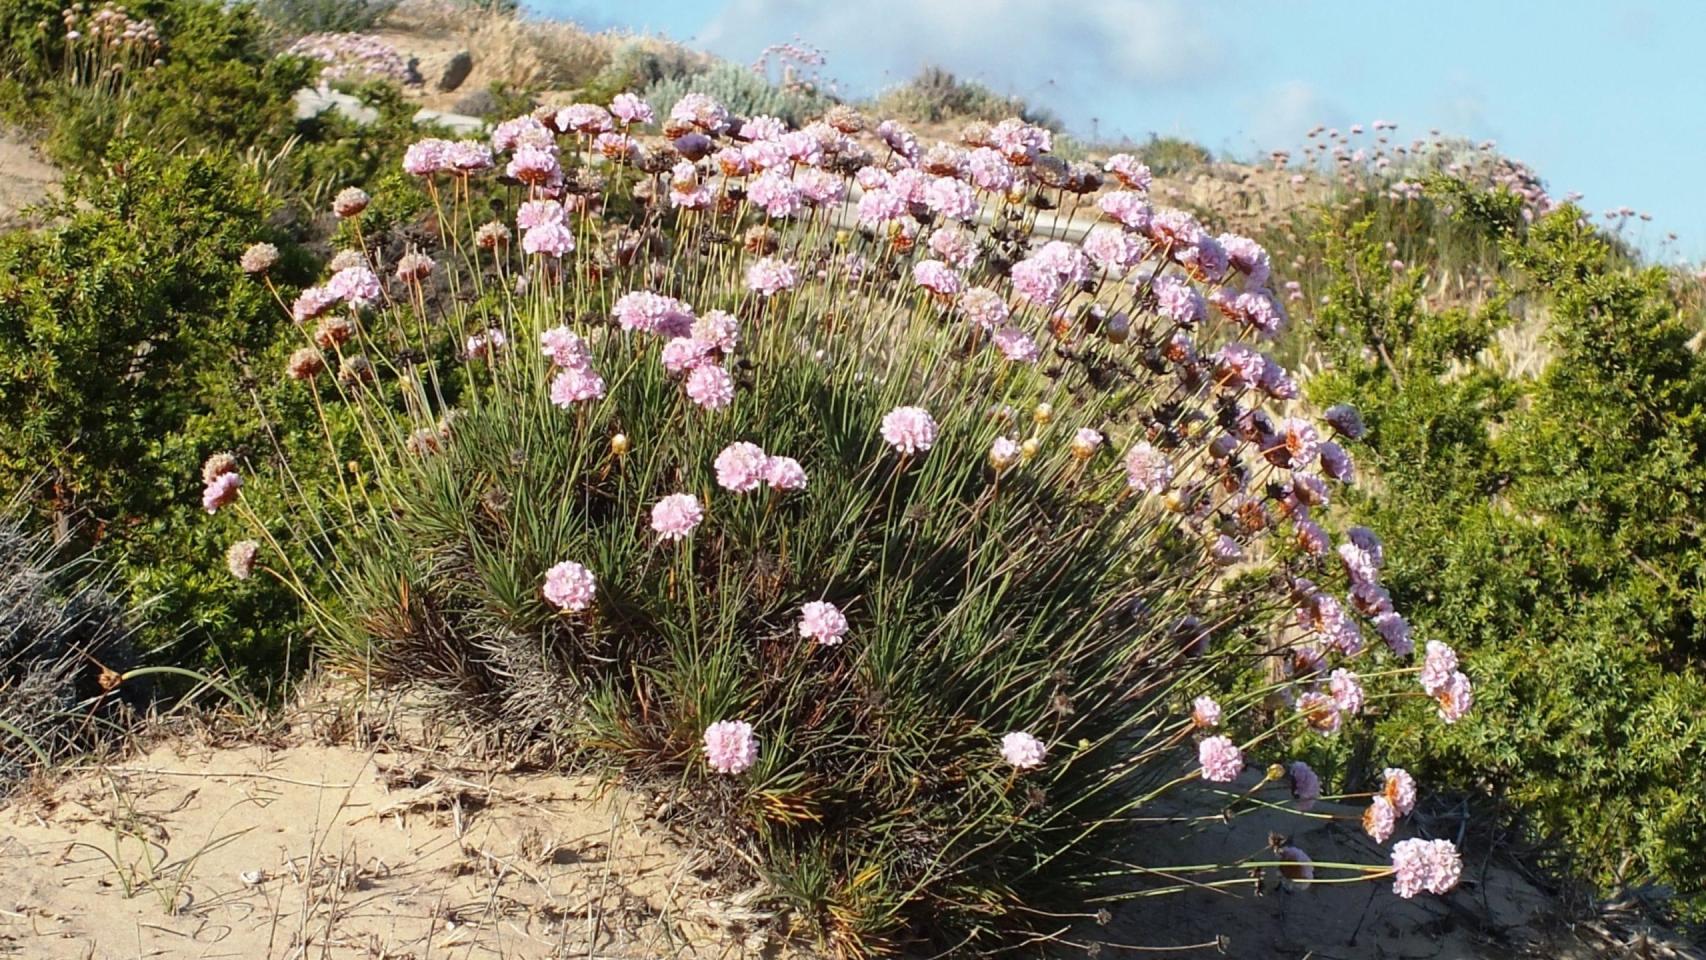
{"left": 913, "top": 259, "right": 963, "bottom": 297}
{"left": 745, "top": 256, "right": 798, "bottom": 297}
{"left": 798, "top": 600, "right": 848, "bottom": 645}
{"left": 880, "top": 406, "right": 938, "bottom": 456}
{"left": 1218, "top": 233, "right": 1271, "bottom": 288}
{"left": 1319, "top": 440, "right": 1355, "bottom": 482}
{"left": 1382, "top": 767, "right": 1418, "bottom": 816}
{"left": 1103, "top": 153, "right": 1152, "bottom": 191}
{"left": 670, "top": 93, "right": 728, "bottom": 133}
{"left": 1391, "top": 838, "right": 1461, "bottom": 898}
{"left": 855, "top": 188, "right": 906, "bottom": 227}
{"left": 1083, "top": 226, "right": 1144, "bottom": 274}
{"left": 876, "top": 119, "right": 919, "bottom": 161}
{"left": 928, "top": 226, "right": 979, "bottom": 269}
{"left": 662, "top": 336, "right": 715, "bottom": 374}
{"left": 610, "top": 91, "right": 654, "bottom": 125}
{"left": 1198, "top": 735, "right": 1243, "bottom": 783}
{"left": 703, "top": 719, "right": 758, "bottom": 774}
{"left": 1191, "top": 695, "right": 1221, "bottom": 728}
{"left": 1097, "top": 191, "right": 1153, "bottom": 231}
{"left": 1364, "top": 795, "right": 1397, "bottom": 843}
{"left": 692, "top": 310, "right": 741, "bottom": 352}
{"left": 685, "top": 364, "right": 735, "bottom": 410}
{"left": 549, "top": 365, "right": 606, "bottom": 406}
{"left": 613, "top": 291, "right": 694, "bottom": 337}
{"left": 966, "top": 146, "right": 1016, "bottom": 192}
{"left": 715, "top": 441, "right": 770, "bottom": 493}
{"left": 540, "top": 326, "right": 591, "bottom": 369}
{"left": 651, "top": 493, "right": 704, "bottom": 541}
{"left": 556, "top": 102, "right": 612, "bottom": 135}
{"left": 1123, "top": 441, "right": 1174, "bottom": 494}
{"left": 1297, "top": 690, "right": 1343, "bottom": 735}
{"left": 1000, "top": 731, "right": 1047, "bottom": 770}
{"left": 794, "top": 167, "right": 845, "bottom": 206}
{"left": 990, "top": 118, "right": 1050, "bottom": 164}
{"left": 446, "top": 140, "right": 494, "bottom": 173}
{"left": 1329, "top": 668, "right": 1365, "bottom": 715}
{"left": 543, "top": 560, "right": 597, "bottom": 612}
{"left": 739, "top": 114, "right": 787, "bottom": 141}
{"left": 465, "top": 327, "right": 507, "bottom": 360}
{"left": 957, "top": 287, "right": 1010, "bottom": 329}
{"left": 1153, "top": 274, "right": 1205, "bottom": 326}
{"left": 522, "top": 221, "right": 576, "bottom": 258}
{"left": 1213, "top": 343, "right": 1267, "bottom": 390}
{"left": 1288, "top": 760, "right": 1321, "bottom": 811}
{"left": 924, "top": 175, "right": 978, "bottom": 221}
{"left": 403, "top": 137, "right": 451, "bottom": 176}
{"left": 992, "top": 325, "right": 1039, "bottom": 363}
{"left": 491, "top": 114, "right": 553, "bottom": 153}
{"left": 201, "top": 471, "right": 242, "bottom": 514}
{"left": 1419, "top": 641, "right": 1458, "bottom": 694}
{"left": 327, "top": 266, "right": 381, "bottom": 308}
{"left": 507, "top": 143, "right": 561, "bottom": 184}
{"left": 988, "top": 435, "right": 1020, "bottom": 470}
{"left": 1435, "top": 671, "right": 1473, "bottom": 723}
{"left": 1325, "top": 403, "right": 1367, "bottom": 440}
{"left": 765, "top": 456, "right": 808, "bottom": 491}
{"left": 1375, "top": 612, "right": 1414, "bottom": 656}
{"left": 291, "top": 286, "right": 338, "bottom": 323}
{"left": 1071, "top": 427, "right": 1104, "bottom": 459}
{"left": 1295, "top": 519, "right": 1330, "bottom": 556}
{"left": 748, "top": 169, "right": 803, "bottom": 218}
{"left": 1209, "top": 534, "right": 1243, "bottom": 566}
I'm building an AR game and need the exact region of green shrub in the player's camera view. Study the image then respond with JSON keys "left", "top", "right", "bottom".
{"left": 645, "top": 61, "right": 830, "bottom": 127}
{"left": 871, "top": 65, "right": 1050, "bottom": 129}
{"left": 256, "top": 0, "right": 398, "bottom": 36}
{"left": 1302, "top": 181, "right": 1706, "bottom": 913}
{"left": 0, "top": 142, "right": 325, "bottom": 680}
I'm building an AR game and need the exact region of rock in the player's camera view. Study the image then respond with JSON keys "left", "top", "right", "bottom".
{"left": 452, "top": 88, "right": 500, "bottom": 118}
{"left": 293, "top": 85, "right": 379, "bottom": 126}
{"left": 436, "top": 51, "right": 472, "bottom": 93}
{"left": 412, "top": 109, "right": 486, "bottom": 135}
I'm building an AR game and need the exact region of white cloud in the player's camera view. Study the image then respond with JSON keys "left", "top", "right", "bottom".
{"left": 1242, "top": 80, "right": 1346, "bottom": 147}
{"left": 696, "top": 0, "right": 1221, "bottom": 126}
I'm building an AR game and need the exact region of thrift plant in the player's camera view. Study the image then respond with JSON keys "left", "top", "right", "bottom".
{"left": 214, "top": 98, "right": 1474, "bottom": 952}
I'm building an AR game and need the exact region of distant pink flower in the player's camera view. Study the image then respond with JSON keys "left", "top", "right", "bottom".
{"left": 202, "top": 471, "right": 242, "bottom": 514}
{"left": 651, "top": 493, "right": 704, "bottom": 541}
{"left": 1434, "top": 671, "right": 1473, "bottom": 723}
{"left": 1123, "top": 441, "right": 1173, "bottom": 494}
{"left": 1009, "top": 258, "right": 1064, "bottom": 306}
{"left": 924, "top": 175, "right": 977, "bottom": 220}
{"left": 609, "top": 92, "right": 653, "bottom": 125}
{"left": 1382, "top": 767, "right": 1417, "bottom": 816}
{"left": 662, "top": 336, "right": 715, "bottom": 374}
{"left": 1419, "top": 641, "right": 1458, "bottom": 694}
{"left": 1071, "top": 427, "right": 1104, "bottom": 460}
{"left": 446, "top": 140, "right": 494, "bottom": 173}
{"left": 745, "top": 256, "right": 798, "bottom": 296}
{"left": 881, "top": 406, "right": 937, "bottom": 456}
{"left": 522, "top": 221, "right": 576, "bottom": 258}
{"left": 1298, "top": 690, "right": 1343, "bottom": 735}
{"left": 490, "top": 115, "right": 552, "bottom": 153}
{"left": 1279, "top": 417, "right": 1320, "bottom": 468}
{"left": 703, "top": 719, "right": 758, "bottom": 774}
{"left": 992, "top": 325, "right": 1039, "bottom": 363}
{"left": 1198, "top": 735, "right": 1243, "bottom": 782}
{"left": 1295, "top": 519, "right": 1329, "bottom": 556}
{"left": 1191, "top": 695, "right": 1221, "bottom": 728}
{"left": 1288, "top": 761, "right": 1321, "bottom": 811}
{"left": 765, "top": 456, "right": 808, "bottom": 491}
{"left": 540, "top": 326, "right": 590, "bottom": 368}
{"left": 1363, "top": 795, "right": 1397, "bottom": 843}
{"left": 543, "top": 560, "right": 597, "bottom": 612}
{"left": 685, "top": 364, "right": 735, "bottom": 410}
{"left": 715, "top": 441, "right": 770, "bottom": 493}
{"left": 1103, "top": 153, "right": 1152, "bottom": 191}
{"left": 327, "top": 266, "right": 381, "bottom": 308}
{"left": 1213, "top": 343, "right": 1267, "bottom": 389}
{"left": 403, "top": 138, "right": 450, "bottom": 176}
{"left": 1001, "top": 731, "right": 1047, "bottom": 770}
{"left": 556, "top": 103, "right": 611, "bottom": 135}
{"left": 913, "top": 259, "right": 963, "bottom": 296}
{"left": 876, "top": 119, "right": 919, "bottom": 161}
{"left": 550, "top": 365, "right": 606, "bottom": 406}
{"left": 291, "top": 286, "right": 338, "bottom": 323}
{"left": 798, "top": 601, "right": 848, "bottom": 645}
{"left": 957, "top": 287, "right": 1010, "bottom": 329}
{"left": 1391, "top": 838, "right": 1461, "bottom": 898}
{"left": 1375, "top": 612, "right": 1413, "bottom": 656}
{"left": 748, "top": 169, "right": 802, "bottom": 218}
{"left": 1329, "top": 668, "right": 1365, "bottom": 715}
{"left": 613, "top": 291, "right": 694, "bottom": 337}
{"left": 1097, "top": 191, "right": 1153, "bottom": 231}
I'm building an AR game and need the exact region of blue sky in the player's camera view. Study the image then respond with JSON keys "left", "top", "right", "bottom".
{"left": 537, "top": 0, "right": 1702, "bottom": 261}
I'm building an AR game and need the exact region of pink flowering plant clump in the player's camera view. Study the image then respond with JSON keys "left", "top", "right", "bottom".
{"left": 213, "top": 94, "right": 1473, "bottom": 953}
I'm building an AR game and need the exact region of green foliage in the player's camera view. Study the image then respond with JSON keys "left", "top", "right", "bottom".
{"left": 1305, "top": 183, "right": 1706, "bottom": 912}
{"left": 255, "top": 0, "right": 398, "bottom": 35}
{"left": 0, "top": 143, "right": 319, "bottom": 679}
{"left": 644, "top": 61, "right": 830, "bottom": 127}
{"left": 872, "top": 65, "right": 1051, "bottom": 128}
{"left": 1133, "top": 135, "right": 1211, "bottom": 176}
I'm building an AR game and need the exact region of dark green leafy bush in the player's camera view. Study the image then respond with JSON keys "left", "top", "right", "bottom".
{"left": 1303, "top": 183, "right": 1706, "bottom": 913}
{"left": 0, "top": 143, "right": 326, "bottom": 679}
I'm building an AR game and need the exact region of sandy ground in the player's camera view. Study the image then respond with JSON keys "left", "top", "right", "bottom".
{"left": 0, "top": 728, "right": 759, "bottom": 959}
{"left": 0, "top": 129, "right": 58, "bottom": 229}
{"left": 5, "top": 713, "right": 1697, "bottom": 960}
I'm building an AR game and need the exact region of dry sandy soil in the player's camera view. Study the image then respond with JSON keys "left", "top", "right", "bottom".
{"left": 4, "top": 702, "right": 1695, "bottom": 960}
{"left": 0, "top": 128, "right": 58, "bottom": 229}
